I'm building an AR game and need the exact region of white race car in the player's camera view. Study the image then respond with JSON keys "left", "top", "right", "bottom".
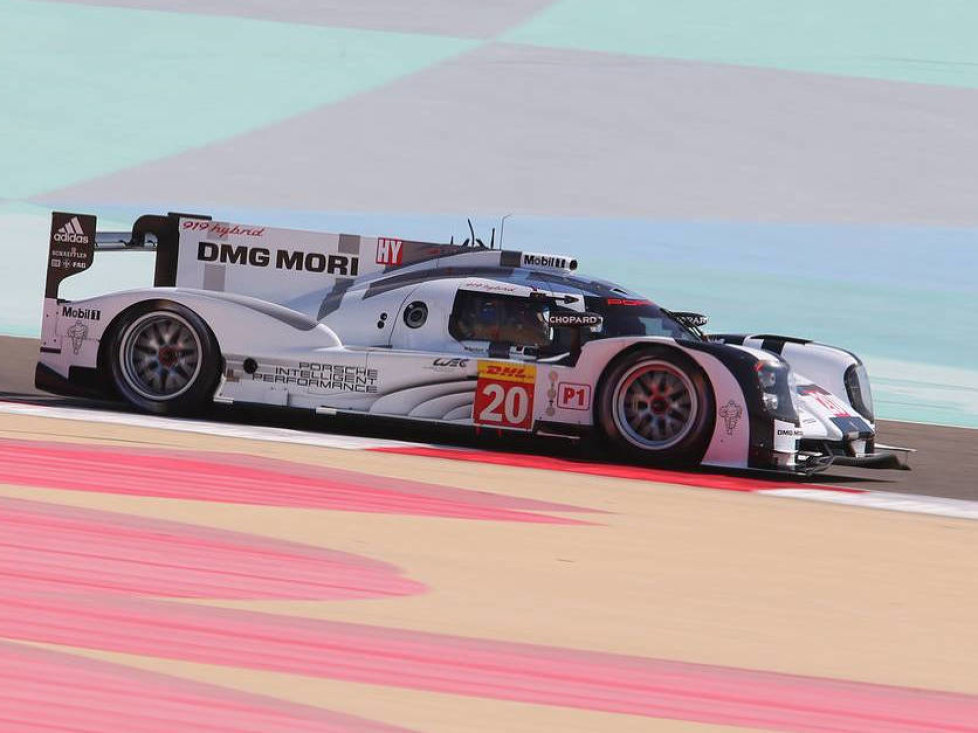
{"left": 37, "top": 211, "right": 911, "bottom": 473}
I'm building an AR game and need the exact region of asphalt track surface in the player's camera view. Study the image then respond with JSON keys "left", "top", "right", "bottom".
{"left": 3, "top": 335, "right": 974, "bottom": 500}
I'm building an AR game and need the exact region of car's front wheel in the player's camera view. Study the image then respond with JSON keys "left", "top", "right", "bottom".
{"left": 108, "top": 302, "right": 220, "bottom": 415}
{"left": 597, "top": 347, "right": 715, "bottom": 465}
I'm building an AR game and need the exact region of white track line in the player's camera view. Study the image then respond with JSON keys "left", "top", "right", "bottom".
{"left": 4, "top": 400, "right": 978, "bottom": 521}
{"left": 0, "top": 400, "right": 422, "bottom": 451}
{"left": 760, "top": 488, "right": 978, "bottom": 521}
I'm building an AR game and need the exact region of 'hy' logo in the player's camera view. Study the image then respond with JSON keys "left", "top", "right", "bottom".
{"left": 376, "top": 238, "right": 403, "bottom": 266}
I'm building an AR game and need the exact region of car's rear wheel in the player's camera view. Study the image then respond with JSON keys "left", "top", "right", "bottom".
{"left": 108, "top": 302, "right": 220, "bottom": 415}
{"left": 597, "top": 347, "right": 715, "bottom": 465}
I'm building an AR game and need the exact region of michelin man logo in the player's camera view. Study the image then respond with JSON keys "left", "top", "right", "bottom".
{"left": 66, "top": 320, "right": 89, "bottom": 355}
{"left": 719, "top": 399, "right": 743, "bottom": 435}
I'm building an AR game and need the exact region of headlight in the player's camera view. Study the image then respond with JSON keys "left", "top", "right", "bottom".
{"left": 754, "top": 360, "right": 797, "bottom": 423}
{"left": 757, "top": 366, "right": 778, "bottom": 390}
{"left": 844, "top": 363, "right": 875, "bottom": 422}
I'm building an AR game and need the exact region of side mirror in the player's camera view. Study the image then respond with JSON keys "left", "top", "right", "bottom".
{"left": 543, "top": 311, "right": 603, "bottom": 359}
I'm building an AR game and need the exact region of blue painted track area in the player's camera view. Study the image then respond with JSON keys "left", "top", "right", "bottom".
{"left": 2, "top": 0, "right": 976, "bottom": 426}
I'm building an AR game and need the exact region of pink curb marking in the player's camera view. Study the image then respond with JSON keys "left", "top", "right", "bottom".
{"left": 0, "top": 640, "right": 407, "bottom": 732}
{"left": 1, "top": 591, "right": 975, "bottom": 733}
{"left": 0, "top": 496, "right": 424, "bottom": 600}
{"left": 0, "top": 438, "right": 592, "bottom": 523}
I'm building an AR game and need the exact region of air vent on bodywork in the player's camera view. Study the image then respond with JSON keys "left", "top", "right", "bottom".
{"left": 403, "top": 301, "right": 428, "bottom": 329}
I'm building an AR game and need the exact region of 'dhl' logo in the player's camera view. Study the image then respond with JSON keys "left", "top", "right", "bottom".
{"left": 487, "top": 365, "right": 525, "bottom": 377}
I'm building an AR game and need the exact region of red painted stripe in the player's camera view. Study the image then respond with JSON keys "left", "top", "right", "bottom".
{"left": 0, "top": 641, "right": 404, "bottom": 732}
{"left": 8, "top": 439, "right": 596, "bottom": 513}
{"left": 0, "top": 439, "right": 592, "bottom": 523}
{"left": 374, "top": 447, "right": 863, "bottom": 494}
{"left": 2, "top": 591, "right": 975, "bottom": 732}
{"left": 0, "top": 497, "right": 423, "bottom": 600}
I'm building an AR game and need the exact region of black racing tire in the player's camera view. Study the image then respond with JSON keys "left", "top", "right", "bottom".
{"left": 596, "top": 346, "right": 715, "bottom": 466}
{"left": 107, "top": 301, "right": 221, "bottom": 415}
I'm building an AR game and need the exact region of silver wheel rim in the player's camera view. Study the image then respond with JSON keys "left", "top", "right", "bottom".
{"left": 120, "top": 312, "right": 202, "bottom": 401}
{"left": 612, "top": 360, "right": 698, "bottom": 451}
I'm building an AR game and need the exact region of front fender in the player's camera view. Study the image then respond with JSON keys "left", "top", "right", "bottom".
{"left": 568, "top": 337, "right": 774, "bottom": 469}
{"left": 710, "top": 334, "right": 874, "bottom": 425}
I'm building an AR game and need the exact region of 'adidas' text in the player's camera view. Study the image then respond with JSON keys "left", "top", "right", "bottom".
{"left": 54, "top": 217, "right": 90, "bottom": 245}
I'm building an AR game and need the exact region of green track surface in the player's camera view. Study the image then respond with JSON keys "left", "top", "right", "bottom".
{"left": 508, "top": 0, "right": 978, "bottom": 87}
{"left": 0, "top": 0, "right": 475, "bottom": 199}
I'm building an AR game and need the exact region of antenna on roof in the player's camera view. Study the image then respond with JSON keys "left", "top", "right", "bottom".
{"left": 456, "top": 217, "right": 494, "bottom": 248}
{"left": 499, "top": 213, "right": 512, "bottom": 250}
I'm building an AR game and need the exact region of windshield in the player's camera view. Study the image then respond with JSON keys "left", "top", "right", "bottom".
{"left": 584, "top": 297, "right": 701, "bottom": 341}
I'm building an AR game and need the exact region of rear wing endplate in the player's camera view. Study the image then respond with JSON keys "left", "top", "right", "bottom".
{"left": 45, "top": 211, "right": 211, "bottom": 300}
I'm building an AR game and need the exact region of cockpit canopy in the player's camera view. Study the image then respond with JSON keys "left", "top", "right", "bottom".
{"left": 450, "top": 290, "right": 552, "bottom": 347}
{"left": 447, "top": 288, "right": 700, "bottom": 353}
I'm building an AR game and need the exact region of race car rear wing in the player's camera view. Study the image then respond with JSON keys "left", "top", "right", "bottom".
{"left": 46, "top": 210, "right": 462, "bottom": 309}
{"left": 46, "top": 210, "right": 581, "bottom": 309}
{"left": 47, "top": 210, "right": 405, "bottom": 307}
